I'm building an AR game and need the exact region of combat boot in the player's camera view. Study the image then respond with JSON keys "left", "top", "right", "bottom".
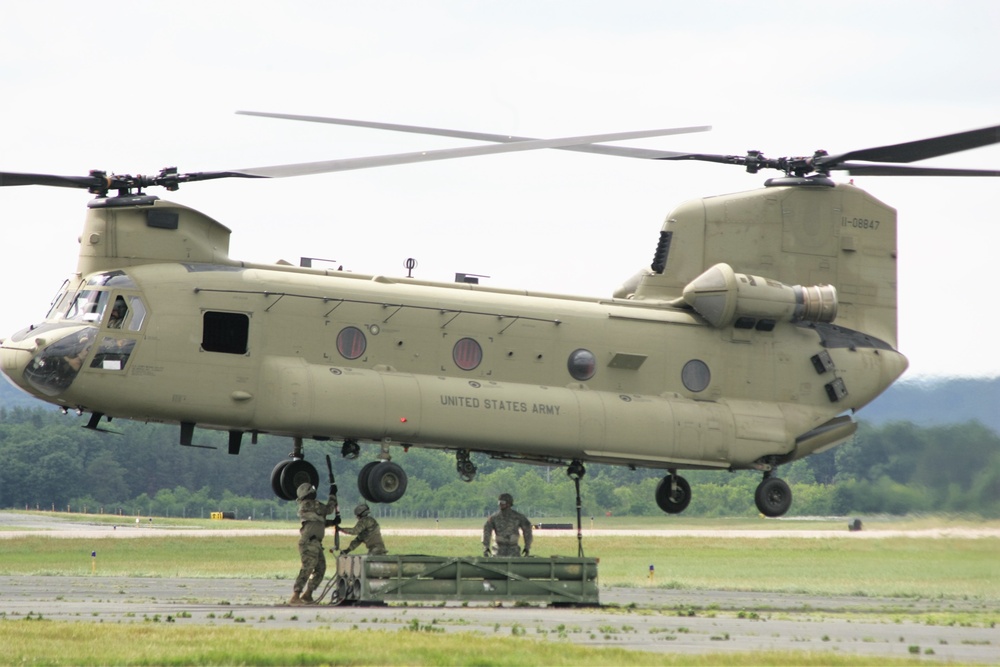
{"left": 288, "top": 591, "right": 304, "bottom": 605}
{"left": 301, "top": 591, "right": 315, "bottom": 604}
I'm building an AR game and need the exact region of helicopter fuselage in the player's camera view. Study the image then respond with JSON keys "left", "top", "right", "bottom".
{"left": 0, "top": 181, "right": 908, "bottom": 515}
{"left": 1, "top": 220, "right": 904, "bottom": 468}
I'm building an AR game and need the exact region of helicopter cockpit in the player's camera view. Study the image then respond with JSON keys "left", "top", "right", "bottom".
{"left": 5, "top": 271, "right": 147, "bottom": 397}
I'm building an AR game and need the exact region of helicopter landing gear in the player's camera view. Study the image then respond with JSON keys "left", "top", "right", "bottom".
{"left": 357, "top": 444, "right": 408, "bottom": 504}
{"left": 655, "top": 470, "right": 691, "bottom": 514}
{"left": 271, "top": 437, "right": 319, "bottom": 500}
{"left": 754, "top": 473, "right": 792, "bottom": 517}
{"left": 456, "top": 449, "right": 477, "bottom": 482}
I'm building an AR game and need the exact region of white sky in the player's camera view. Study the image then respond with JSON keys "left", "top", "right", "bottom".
{"left": 1, "top": 1, "right": 998, "bottom": 379}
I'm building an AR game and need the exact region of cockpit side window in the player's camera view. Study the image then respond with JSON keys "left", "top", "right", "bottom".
{"left": 127, "top": 296, "right": 147, "bottom": 331}
{"left": 107, "top": 296, "right": 128, "bottom": 329}
{"left": 90, "top": 337, "right": 137, "bottom": 371}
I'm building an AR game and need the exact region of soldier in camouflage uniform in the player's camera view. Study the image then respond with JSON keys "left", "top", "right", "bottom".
{"left": 338, "top": 503, "right": 387, "bottom": 556}
{"left": 482, "top": 493, "right": 533, "bottom": 557}
{"left": 290, "top": 482, "right": 338, "bottom": 605}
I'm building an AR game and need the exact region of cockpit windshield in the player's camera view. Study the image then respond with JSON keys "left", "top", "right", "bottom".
{"left": 46, "top": 271, "right": 140, "bottom": 325}
{"left": 65, "top": 290, "right": 111, "bottom": 323}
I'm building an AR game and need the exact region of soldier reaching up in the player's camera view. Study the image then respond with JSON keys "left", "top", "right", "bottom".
{"left": 290, "top": 482, "right": 338, "bottom": 605}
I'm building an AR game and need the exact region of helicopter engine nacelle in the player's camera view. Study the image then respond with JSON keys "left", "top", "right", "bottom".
{"left": 681, "top": 263, "right": 837, "bottom": 329}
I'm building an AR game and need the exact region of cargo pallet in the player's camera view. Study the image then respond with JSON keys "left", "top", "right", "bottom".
{"left": 325, "top": 554, "right": 599, "bottom": 606}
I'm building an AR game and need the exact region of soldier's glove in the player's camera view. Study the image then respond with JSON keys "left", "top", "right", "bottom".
{"left": 339, "top": 549, "right": 351, "bottom": 556}
{"left": 522, "top": 547, "right": 530, "bottom": 556}
{"left": 483, "top": 549, "right": 490, "bottom": 558}
{"left": 329, "top": 483, "right": 338, "bottom": 496}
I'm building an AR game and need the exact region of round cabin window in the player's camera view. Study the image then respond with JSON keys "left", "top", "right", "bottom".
{"left": 453, "top": 337, "right": 483, "bottom": 371}
{"left": 681, "top": 359, "right": 711, "bottom": 392}
{"left": 336, "top": 326, "right": 367, "bottom": 360}
{"left": 567, "top": 348, "right": 597, "bottom": 381}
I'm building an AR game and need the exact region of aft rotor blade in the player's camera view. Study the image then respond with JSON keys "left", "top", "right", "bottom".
{"left": 230, "top": 125, "right": 714, "bottom": 178}
{"left": 819, "top": 124, "right": 1000, "bottom": 167}
{"left": 837, "top": 163, "right": 1000, "bottom": 177}
{"left": 236, "top": 110, "right": 708, "bottom": 160}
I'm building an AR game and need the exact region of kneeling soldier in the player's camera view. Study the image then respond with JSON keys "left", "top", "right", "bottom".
{"left": 337, "top": 503, "right": 387, "bottom": 556}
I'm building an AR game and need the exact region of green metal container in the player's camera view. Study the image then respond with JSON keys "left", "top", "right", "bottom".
{"left": 329, "top": 554, "right": 599, "bottom": 606}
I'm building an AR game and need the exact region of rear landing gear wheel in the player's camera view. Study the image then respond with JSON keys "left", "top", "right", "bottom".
{"left": 357, "top": 461, "right": 380, "bottom": 503}
{"left": 755, "top": 476, "right": 792, "bottom": 517}
{"left": 655, "top": 474, "right": 691, "bottom": 514}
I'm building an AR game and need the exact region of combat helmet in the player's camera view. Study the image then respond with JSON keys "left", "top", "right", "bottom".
{"left": 499, "top": 493, "right": 513, "bottom": 506}
{"left": 296, "top": 483, "right": 316, "bottom": 500}
{"left": 354, "top": 503, "right": 370, "bottom": 517}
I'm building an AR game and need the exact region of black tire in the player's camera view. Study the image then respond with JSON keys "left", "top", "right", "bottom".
{"left": 755, "top": 476, "right": 792, "bottom": 517}
{"left": 270, "top": 460, "right": 295, "bottom": 500}
{"left": 366, "top": 461, "right": 408, "bottom": 503}
{"left": 279, "top": 459, "right": 319, "bottom": 500}
{"left": 357, "top": 461, "right": 380, "bottom": 503}
{"left": 654, "top": 474, "right": 691, "bottom": 514}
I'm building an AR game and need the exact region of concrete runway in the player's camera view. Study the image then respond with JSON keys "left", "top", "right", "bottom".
{"left": 1, "top": 513, "right": 998, "bottom": 663}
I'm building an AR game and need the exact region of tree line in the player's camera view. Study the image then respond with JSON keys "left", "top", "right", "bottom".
{"left": 1, "top": 405, "right": 998, "bottom": 519}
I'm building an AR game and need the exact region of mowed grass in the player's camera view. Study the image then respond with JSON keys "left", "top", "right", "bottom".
{"left": 0, "top": 518, "right": 997, "bottom": 599}
{"left": 0, "top": 623, "right": 924, "bottom": 667}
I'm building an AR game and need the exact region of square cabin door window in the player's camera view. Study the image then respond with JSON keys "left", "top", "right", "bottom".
{"left": 202, "top": 311, "right": 249, "bottom": 354}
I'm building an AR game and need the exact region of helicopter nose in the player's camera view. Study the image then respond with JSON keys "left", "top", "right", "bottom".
{"left": 0, "top": 337, "right": 36, "bottom": 391}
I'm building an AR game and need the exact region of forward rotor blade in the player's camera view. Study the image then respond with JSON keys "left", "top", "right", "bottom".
{"left": 818, "top": 124, "right": 1000, "bottom": 166}
{"left": 236, "top": 110, "right": 708, "bottom": 160}
{"left": 0, "top": 172, "right": 104, "bottom": 189}
{"left": 0, "top": 125, "right": 708, "bottom": 193}
{"left": 230, "top": 125, "right": 713, "bottom": 178}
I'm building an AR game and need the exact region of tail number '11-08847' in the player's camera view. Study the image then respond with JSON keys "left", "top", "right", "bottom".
{"left": 842, "top": 217, "right": 880, "bottom": 230}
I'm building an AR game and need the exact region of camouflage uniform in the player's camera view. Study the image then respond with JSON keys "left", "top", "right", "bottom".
{"left": 293, "top": 487, "right": 337, "bottom": 599}
{"left": 482, "top": 496, "right": 532, "bottom": 557}
{"left": 341, "top": 513, "right": 387, "bottom": 555}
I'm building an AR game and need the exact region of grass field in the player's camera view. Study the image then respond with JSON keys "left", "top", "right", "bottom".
{"left": 1, "top": 512, "right": 996, "bottom": 665}
{"left": 1, "top": 513, "right": 997, "bottom": 600}
{"left": 0, "top": 623, "right": 933, "bottom": 667}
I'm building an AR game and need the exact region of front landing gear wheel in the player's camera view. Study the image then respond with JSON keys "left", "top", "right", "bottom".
{"left": 367, "top": 461, "right": 408, "bottom": 503}
{"left": 271, "top": 460, "right": 294, "bottom": 500}
{"left": 755, "top": 476, "right": 792, "bottom": 517}
{"left": 278, "top": 459, "right": 319, "bottom": 500}
{"left": 655, "top": 474, "right": 691, "bottom": 514}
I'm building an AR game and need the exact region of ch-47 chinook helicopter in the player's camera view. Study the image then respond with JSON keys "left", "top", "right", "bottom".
{"left": 1, "top": 114, "right": 998, "bottom": 518}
